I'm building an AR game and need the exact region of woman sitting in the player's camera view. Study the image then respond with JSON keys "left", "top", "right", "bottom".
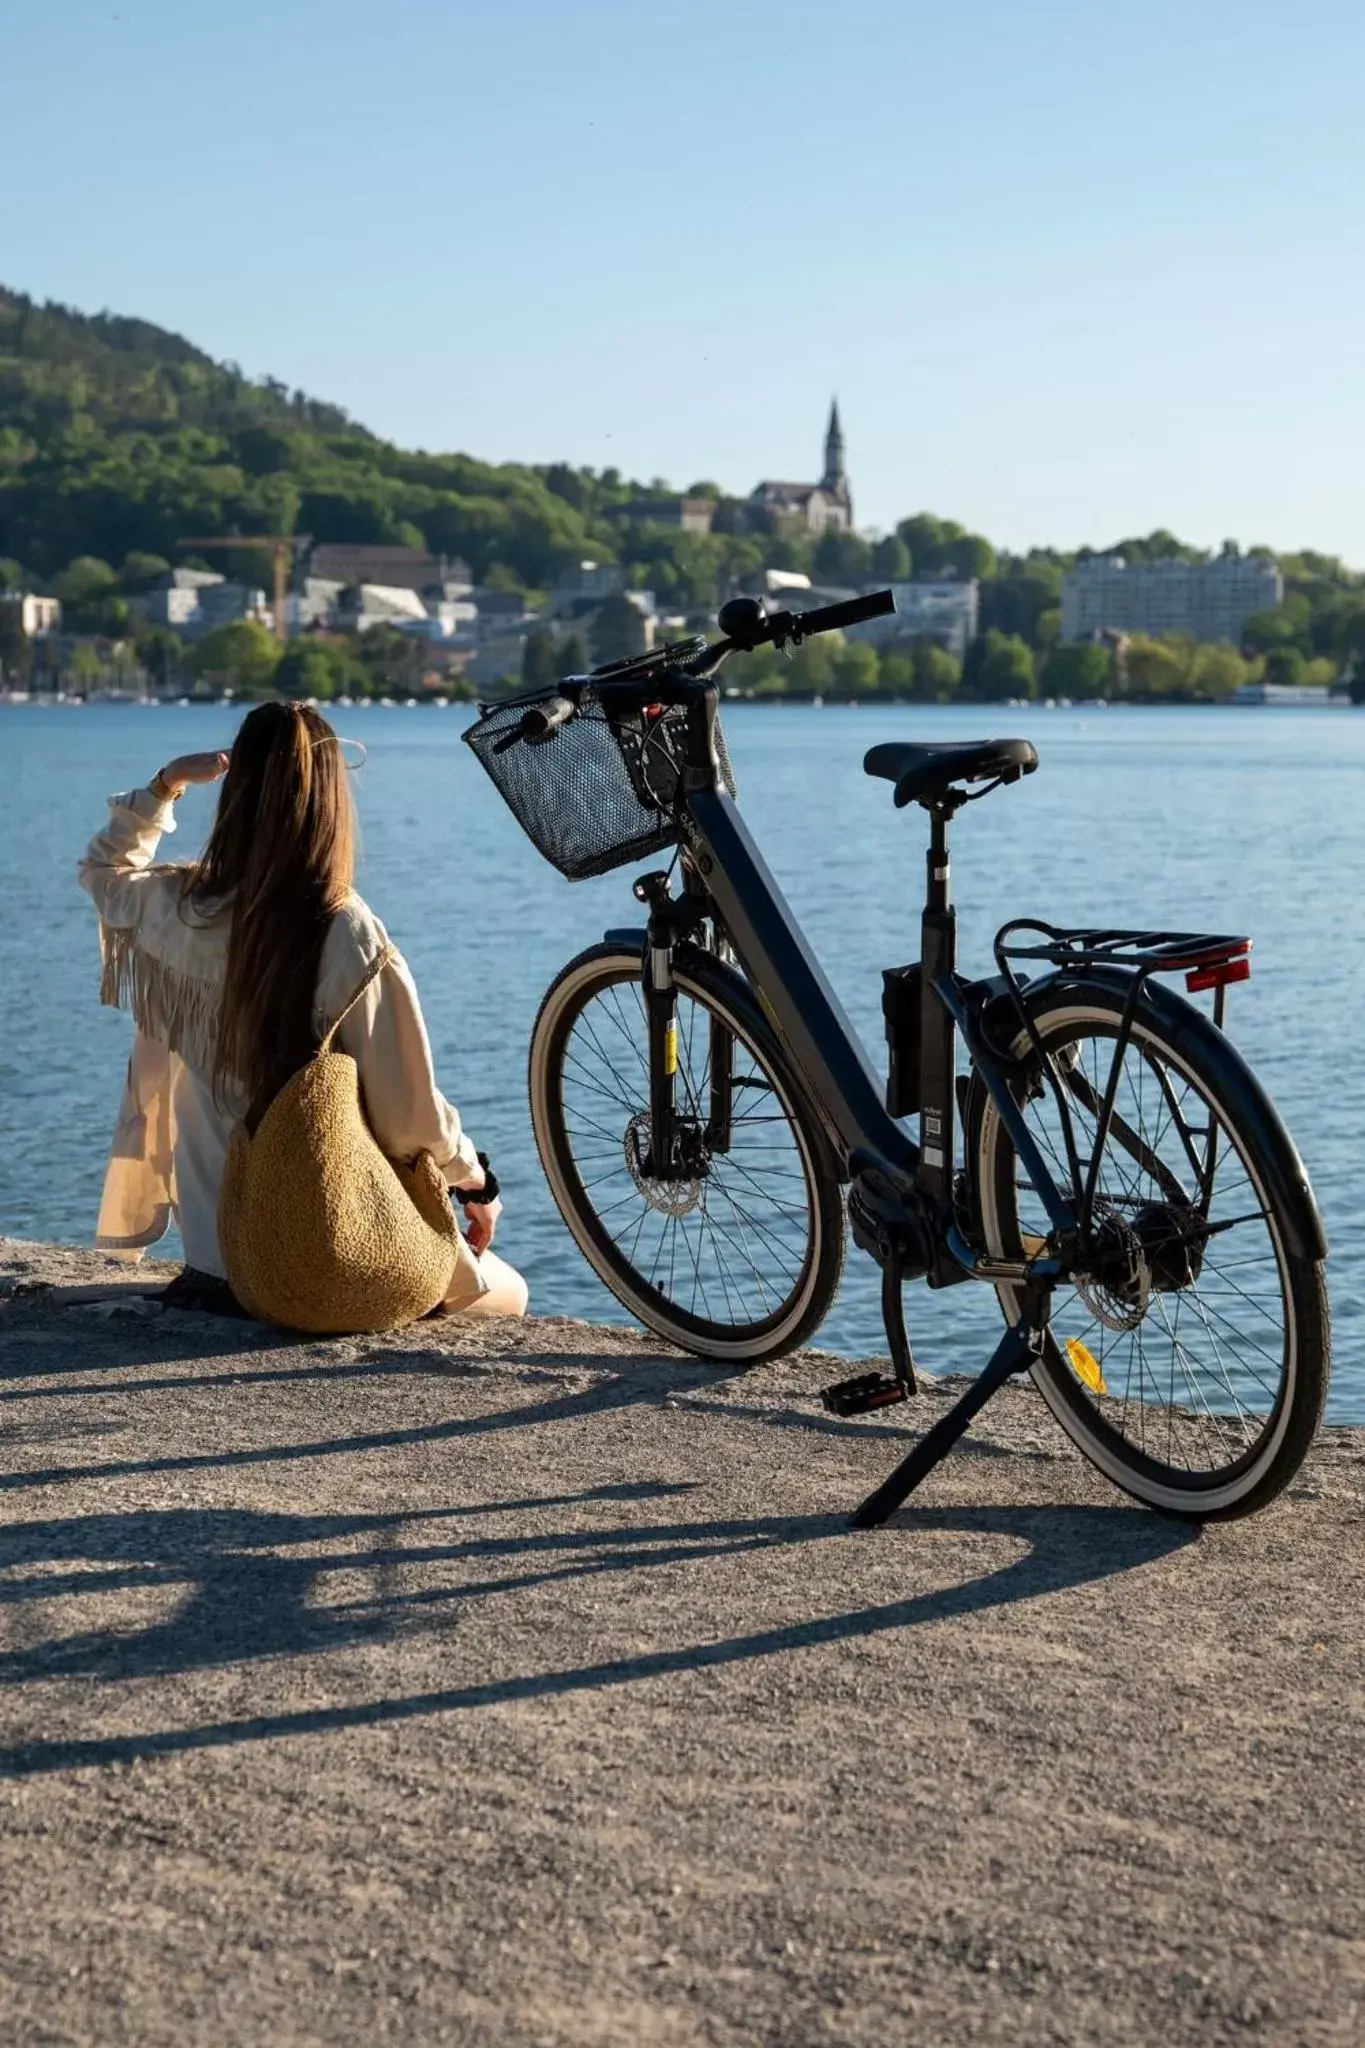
{"left": 79, "top": 700, "right": 527, "bottom": 1322}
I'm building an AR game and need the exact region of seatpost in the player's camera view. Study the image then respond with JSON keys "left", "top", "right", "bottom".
{"left": 917, "top": 805, "right": 958, "bottom": 1204}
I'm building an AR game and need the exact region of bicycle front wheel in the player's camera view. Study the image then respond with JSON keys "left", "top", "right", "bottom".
{"left": 529, "top": 943, "right": 845, "bottom": 1364}
{"left": 973, "top": 978, "right": 1329, "bottom": 1518}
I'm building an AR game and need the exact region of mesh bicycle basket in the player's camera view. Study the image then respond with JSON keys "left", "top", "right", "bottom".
{"left": 463, "top": 688, "right": 736, "bottom": 881}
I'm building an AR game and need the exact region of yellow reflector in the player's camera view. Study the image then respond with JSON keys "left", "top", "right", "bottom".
{"left": 664, "top": 1020, "right": 678, "bottom": 1076}
{"left": 1066, "top": 1337, "right": 1109, "bottom": 1395}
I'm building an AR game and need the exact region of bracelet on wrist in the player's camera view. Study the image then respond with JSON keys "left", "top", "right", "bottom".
{"left": 150, "top": 770, "right": 182, "bottom": 802}
{"left": 456, "top": 1152, "right": 500, "bottom": 1206}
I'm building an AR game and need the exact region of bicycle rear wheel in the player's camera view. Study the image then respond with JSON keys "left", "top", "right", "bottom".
{"left": 972, "top": 979, "right": 1329, "bottom": 1517}
{"left": 529, "top": 943, "right": 845, "bottom": 1363}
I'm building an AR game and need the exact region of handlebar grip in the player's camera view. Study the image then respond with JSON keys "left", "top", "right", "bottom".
{"left": 795, "top": 589, "right": 896, "bottom": 637}
{"left": 520, "top": 695, "right": 575, "bottom": 742}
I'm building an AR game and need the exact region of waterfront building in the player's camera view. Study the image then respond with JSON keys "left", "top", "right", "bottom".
{"left": 614, "top": 496, "right": 718, "bottom": 534}
{"left": 1061, "top": 553, "right": 1282, "bottom": 644}
{"left": 306, "top": 543, "right": 471, "bottom": 593}
{"left": 143, "top": 567, "right": 224, "bottom": 629}
{"left": 338, "top": 583, "right": 430, "bottom": 632}
{"left": 0, "top": 592, "right": 61, "bottom": 636}
{"left": 549, "top": 559, "right": 628, "bottom": 619}
{"left": 750, "top": 401, "right": 853, "bottom": 535}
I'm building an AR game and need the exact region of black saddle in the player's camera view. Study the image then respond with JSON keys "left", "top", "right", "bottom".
{"left": 864, "top": 737, "right": 1038, "bottom": 810}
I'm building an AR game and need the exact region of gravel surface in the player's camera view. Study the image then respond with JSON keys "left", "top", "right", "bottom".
{"left": 1, "top": 1239, "right": 1362, "bottom": 2047}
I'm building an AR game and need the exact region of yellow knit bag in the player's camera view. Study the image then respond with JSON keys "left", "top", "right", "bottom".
{"left": 218, "top": 944, "right": 481, "bottom": 1334}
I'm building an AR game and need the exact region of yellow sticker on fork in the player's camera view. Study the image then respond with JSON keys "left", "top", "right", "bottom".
{"left": 1066, "top": 1337, "right": 1109, "bottom": 1396}
{"left": 664, "top": 1020, "right": 678, "bottom": 1076}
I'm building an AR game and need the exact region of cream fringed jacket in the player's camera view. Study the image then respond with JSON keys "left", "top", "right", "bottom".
{"left": 79, "top": 785, "right": 486, "bottom": 1301}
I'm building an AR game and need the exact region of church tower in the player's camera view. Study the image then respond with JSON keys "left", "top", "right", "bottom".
{"left": 821, "top": 398, "right": 851, "bottom": 525}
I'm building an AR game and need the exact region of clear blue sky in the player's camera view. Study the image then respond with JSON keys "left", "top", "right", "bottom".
{"left": 7, "top": 0, "right": 1364, "bottom": 559}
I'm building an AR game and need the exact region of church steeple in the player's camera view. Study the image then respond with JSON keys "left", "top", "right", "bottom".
{"left": 822, "top": 397, "right": 847, "bottom": 494}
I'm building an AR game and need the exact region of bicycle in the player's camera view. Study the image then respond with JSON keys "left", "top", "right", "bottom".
{"left": 464, "top": 590, "right": 1330, "bottom": 1526}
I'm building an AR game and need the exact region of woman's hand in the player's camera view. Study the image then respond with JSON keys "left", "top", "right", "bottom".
{"left": 154, "top": 751, "right": 230, "bottom": 798}
{"left": 463, "top": 1195, "right": 502, "bottom": 1256}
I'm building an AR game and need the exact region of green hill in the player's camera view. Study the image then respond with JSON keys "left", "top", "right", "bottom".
{"left": 0, "top": 286, "right": 991, "bottom": 612}
{"left": 2, "top": 285, "right": 1363, "bottom": 702}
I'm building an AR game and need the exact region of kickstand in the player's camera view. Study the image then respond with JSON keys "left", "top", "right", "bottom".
{"left": 850, "top": 1311, "right": 1044, "bottom": 1530}
{"left": 882, "top": 1252, "right": 918, "bottom": 1396}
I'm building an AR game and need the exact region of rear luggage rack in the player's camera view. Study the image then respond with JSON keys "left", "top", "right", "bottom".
{"left": 996, "top": 921, "right": 1251, "bottom": 992}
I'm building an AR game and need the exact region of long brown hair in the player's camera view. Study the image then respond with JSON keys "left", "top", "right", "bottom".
{"left": 186, "top": 701, "right": 357, "bottom": 1104}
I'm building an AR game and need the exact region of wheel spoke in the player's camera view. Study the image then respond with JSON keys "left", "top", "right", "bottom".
{"left": 988, "top": 1007, "right": 1294, "bottom": 1486}
{"left": 545, "top": 966, "right": 824, "bottom": 1347}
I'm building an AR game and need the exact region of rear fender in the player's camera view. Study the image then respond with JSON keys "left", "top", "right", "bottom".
{"left": 966, "top": 963, "right": 1327, "bottom": 1263}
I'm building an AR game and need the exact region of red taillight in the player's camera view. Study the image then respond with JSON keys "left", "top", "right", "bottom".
{"left": 1186, "top": 956, "right": 1252, "bottom": 994}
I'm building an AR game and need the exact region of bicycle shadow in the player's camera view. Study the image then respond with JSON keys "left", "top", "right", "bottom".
{"left": 0, "top": 1487, "right": 1195, "bottom": 1779}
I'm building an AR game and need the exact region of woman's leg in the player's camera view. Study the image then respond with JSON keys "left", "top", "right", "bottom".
{"left": 456, "top": 1247, "right": 529, "bottom": 1319}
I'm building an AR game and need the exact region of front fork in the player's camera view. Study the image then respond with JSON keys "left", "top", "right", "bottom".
{"left": 635, "top": 868, "right": 734, "bottom": 1179}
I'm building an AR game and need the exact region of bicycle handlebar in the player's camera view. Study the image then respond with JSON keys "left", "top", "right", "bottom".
{"left": 788, "top": 588, "right": 896, "bottom": 638}
{"left": 510, "top": 587, "right": 898, "bottom": 737}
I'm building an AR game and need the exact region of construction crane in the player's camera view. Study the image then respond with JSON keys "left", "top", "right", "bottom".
{"left": 176, "top": 535, "right": 298, "bottom": 642}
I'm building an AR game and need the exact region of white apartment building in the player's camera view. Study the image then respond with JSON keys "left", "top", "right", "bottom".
{"left": 1061, "top": 553, "right": 1282, "bottom": 645}
{"left": 843, "top": 579, "right": 979, "bottom": 662}
{"left": 2, "top": 592, "right": 62, "bottom": 636}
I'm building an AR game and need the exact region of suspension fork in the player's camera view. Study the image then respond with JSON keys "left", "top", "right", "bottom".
{"left": 707, "top": 933, "right": 736, "bottom": 1154}
{"left": 641, "top": 906, "right": 679, "bottom": 1179}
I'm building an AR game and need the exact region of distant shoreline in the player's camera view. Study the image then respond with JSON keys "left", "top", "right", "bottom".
{"left": 2, "top": 690, "right": 1356, "bottom": 713}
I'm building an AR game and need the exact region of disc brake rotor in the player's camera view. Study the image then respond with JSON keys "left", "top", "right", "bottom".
{"left": 624, "top": 1113, "right": 702, "bottom": 1217}
{"left": 1075, "top": 1209, "right": 1152, "bottom": 1332}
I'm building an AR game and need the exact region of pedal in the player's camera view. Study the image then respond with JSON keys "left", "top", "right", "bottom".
{"left": 820, "top": 1372, "right": 909, "bottom": 1417}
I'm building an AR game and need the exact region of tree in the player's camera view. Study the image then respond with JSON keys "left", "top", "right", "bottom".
{"left": 1039, "top": 641, "right": 1114, "bottom": 701}
{"left": 355, "top": 625, "right": 417, "bottom": 699}
{"left": 813, "top": 528, "right": 875, "bottom": 585}
{"left": 948, "top": 533, "right": 997, "bottom": 580}
{"left": 1124, "top": 635, "right": 1189, "bottom": 697}
{"left": 896, "top": 514, "right": 949, "bottom": 569}
{"left": 119, "top": 551, "right": 171, "bottom": 590}
{"left": 831, "top": 640, "right": 880, "bottom": 697}
{"left": 53, "top": 555, "right": 126, "bottom": 634}
{"left": 1263, "top": 646, "right": 1306, "bottom": 688}
{"left": 0, "top": 601, "right": 32, "bottom": 683}
{"left": 877, "top": 650, "right": 915, "bottom": 696}
{"left": 962, "top": 630, "right": 1034, "bottom": 701}
{"left": 912, "top": 640, "right": 962, "bottom": 700}
{"left": 520, "top": 627, "right": 558, "bottom": 692}
{"left": 543, "top": 463, "right": 587, "bottom": 510}
{"left": 188, "top": 619, "right": 280, "bottom": 696}
{"left": 557, "top": 631, "right": 588, "bottom": 677}
{"left": 273, "top": 642, "right": 342, "bottom": 701}
{"left": 133, "top": 622, "right": 185, "bottom": 692}
{"left": 977, "top": 566, "right": 1063, "bottom": 645}
{"left": 1334, "top": 608, "right": 1365, "bottom": 673}
{"left": 481, "top": 562, "right": 525, "bottom": 593}
{"left": 69, "top": 642, "right": 106, "bottom": 692}
{"left": 1188, "top": 643, "right": 1250, "bottom": 697}
{"left": 1242, "top": 595, "right": 1312, "bottom": 655}
{"left": 872, "top": 534, "right": 912, "bottom": 581}
{"left": 786, "top": 637, "right": 837, "bottom": 695}
{"left": 590, "top": 592, "right": 648, "bottom": 665}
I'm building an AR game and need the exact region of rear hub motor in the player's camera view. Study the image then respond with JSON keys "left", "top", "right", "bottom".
{"left": 1078, "top": 1200, "right": 1206, "bottom": 1331}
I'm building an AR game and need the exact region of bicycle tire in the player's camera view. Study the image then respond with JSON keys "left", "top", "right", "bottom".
{"left": 529, "top": 942, "right": 846, "bottom": 1364}
{"left": 970, "top": 976, "right": 1329, "bottom": 1518}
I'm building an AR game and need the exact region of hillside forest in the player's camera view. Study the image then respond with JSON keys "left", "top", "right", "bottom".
{"left": 3, "top": 286, "right": 1364, "bottom": 703}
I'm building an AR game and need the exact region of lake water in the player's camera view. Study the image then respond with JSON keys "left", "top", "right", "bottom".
{"left": 3, "top": 697, "right": 1361, "bottom": 1419}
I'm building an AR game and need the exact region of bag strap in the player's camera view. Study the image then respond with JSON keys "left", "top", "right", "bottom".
{"left": 319, "top": 941, "right": 395, "bottom": 1054}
